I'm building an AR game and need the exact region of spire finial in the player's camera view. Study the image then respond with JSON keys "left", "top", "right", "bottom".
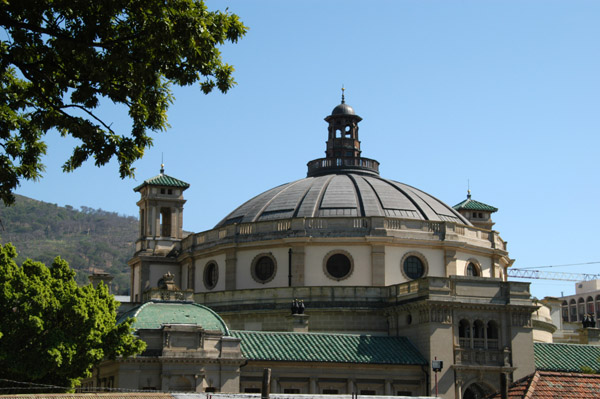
{"left": 341, "top": 85, "right": 345, "bottom": 104}
{"left": 160, "top": 153, "right": 165, "bottom": 174}
{"left": 467, "top": 179, "right": 471, "bottom": 199}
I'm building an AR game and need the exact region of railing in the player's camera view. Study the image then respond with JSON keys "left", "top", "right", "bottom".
{"left": 181, "top": 216, "right": 505, "bottom": 254}
{"left": 307, "top": 157, "right": 380, "bottom": 176}
{"left": 454, "top": 347, "right": 506, "bottom": 366}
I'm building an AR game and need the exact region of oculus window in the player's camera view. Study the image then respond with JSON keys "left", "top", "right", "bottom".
{"left": 251, "top": 254, "right": 276, "bottom": 283}
{"left": 203, "top": 261, "right": 218, "bottom": 290}
{"left": 401, "top": 253, "right": 427, "bottom": 280}
{"left": 323, "top": 250, "right": 354, "bottom": 281}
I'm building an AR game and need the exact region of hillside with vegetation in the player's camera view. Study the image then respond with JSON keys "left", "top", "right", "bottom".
{"left": 0, "top": 195, "right": 137, "bottom": 294}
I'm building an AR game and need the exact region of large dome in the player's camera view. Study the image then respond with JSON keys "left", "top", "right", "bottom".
{"left": 216, "top": 173, "right": 470, "bottom": 227}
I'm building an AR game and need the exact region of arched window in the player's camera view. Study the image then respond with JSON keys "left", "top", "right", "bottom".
{"left": 459, "top": 319, "right": 471, "bottom": 348}
{"left": 466, "top": 262, "right": 480, "bottom": 277}
{"left": 578, "top": 297, "right": 585, "bottom": 321}
{"left": 562, "top": 301, "right": 569, "bottom": 322}
{"left": 160, "top": 207, "right": 172, "bottom": 237}
{"left": 570, "top": 299, "right": 577, "bottom": 322}
{"left": 487, "top": 321, "right": 499, "bottom": 349}
{"left": 473, "top": 320, "right": 485, "bottom": 349}
{"left": 587, "top": 296, "right": 594, "bottom": 314}
{"left": 463, "top": 383, "right": 492, "bottom": 399}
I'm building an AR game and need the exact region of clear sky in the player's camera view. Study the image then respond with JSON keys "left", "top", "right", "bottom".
{"left": 15, "top": 1, "right": 600, "bottom": 300}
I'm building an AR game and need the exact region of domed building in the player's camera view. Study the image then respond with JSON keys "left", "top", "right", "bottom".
{"left": 126, "top": 94, "right": 537, "bottom": 398}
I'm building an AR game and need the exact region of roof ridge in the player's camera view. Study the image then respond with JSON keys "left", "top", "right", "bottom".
{"left": 523, "top": 370, "right": 540, "bottom": 399}
{"left": 231, "top": 330, "right": 399, "bottom": 338}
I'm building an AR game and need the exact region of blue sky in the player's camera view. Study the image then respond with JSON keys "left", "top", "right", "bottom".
{"left": 15, "top": 1, "right": 600, "bottom": 299}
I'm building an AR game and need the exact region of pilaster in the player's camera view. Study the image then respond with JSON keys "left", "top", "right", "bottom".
{"left": 371, "top": 245, "right": 385, "bottom": 286}
{"left": 225, "top": 249, "right": 237, "bottom": 290}
{"left": 291, "top": 246, "right": 305, "bottom": 286}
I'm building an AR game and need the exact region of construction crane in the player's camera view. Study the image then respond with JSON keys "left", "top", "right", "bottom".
{"left": 508, "top": 268, "right": 600, "bottom": 282}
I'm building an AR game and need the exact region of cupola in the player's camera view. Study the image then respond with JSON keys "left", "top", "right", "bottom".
{"left": 307, "top": 88, "right": 380, "bottom": 177}
{"left": 133, "top": 165, "right": 190, "bottom": 253}
{"left": 453, "top": 190, "right": 498, "bottom": 230}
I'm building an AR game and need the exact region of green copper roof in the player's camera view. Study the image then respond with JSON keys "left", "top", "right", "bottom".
{"left": 118, "top": 301, "right": 229, "bottom": 335}
{"left": 133, "top": 173, "right": 190, "bottom": 192}
{"left": 453, "top": 197, "right": 498, "bottom": 212}
{"left": 230, "top": 330, "right": 426, "bottom": 365}
{"left": 534, "top": 342, "right": 600, "bottom": 372}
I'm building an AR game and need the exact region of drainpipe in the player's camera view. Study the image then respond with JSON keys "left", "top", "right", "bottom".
{"left": 500, "top": 372, "right": 508, "bottom": 399}
{"left": 288, "top": 248, "right": 292, "bottom": 287}
{"left": 420, "top": 364, "right": 430, "bottom": 396}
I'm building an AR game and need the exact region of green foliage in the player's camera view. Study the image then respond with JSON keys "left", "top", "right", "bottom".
{"left": 0, "top": 195, "right": 137, "bottom": 294}
{"left": 0, "top": 0, "right": 247, "bottom": 205}
{"left": 0, "top": 243, "right": 145, "bottom": 390}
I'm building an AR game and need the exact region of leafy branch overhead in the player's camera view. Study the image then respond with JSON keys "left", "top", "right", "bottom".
{"left": 0, "top": 0, "right": 247, "bottom": 205}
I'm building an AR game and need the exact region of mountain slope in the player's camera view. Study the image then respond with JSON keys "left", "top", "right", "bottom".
{"left": 0, "top": 195, "right": 137, "bottom": 294}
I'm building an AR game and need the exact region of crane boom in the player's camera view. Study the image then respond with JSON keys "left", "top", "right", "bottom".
{"left": 508, "top": 268, "right": 600, "bottom": 282}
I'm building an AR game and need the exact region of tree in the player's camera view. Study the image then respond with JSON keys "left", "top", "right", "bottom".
{"left": 0, "top": 0, "right": 247, "bottom": 205}
{"left": 0, "top": 243, "right": 146, "bottom": 390}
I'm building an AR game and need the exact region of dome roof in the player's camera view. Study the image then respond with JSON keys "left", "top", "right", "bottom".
{"left": 118, "top": 300, "right": 230, "bottom": 334}
{"left": 331, "top": 103, "right": 356, "bottom": 115}
{"left": 216, "top": 173, "right": 470, "bottom": 227}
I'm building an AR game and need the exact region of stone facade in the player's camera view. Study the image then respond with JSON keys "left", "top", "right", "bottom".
{"left": 119, "top": 98, "right": 538, "bottom": 399}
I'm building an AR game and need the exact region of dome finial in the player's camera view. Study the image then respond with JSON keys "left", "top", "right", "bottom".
{"left": 160, "top": 153, "right": 165, "bottom": 175}
{"left": 341, "top": 85, "right": 345, "bottom": 104}
{"left": 467, "top": 179, "right": 471, "bottom": 199}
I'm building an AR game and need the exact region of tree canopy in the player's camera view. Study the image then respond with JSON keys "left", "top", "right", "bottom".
{"left": 0, "top": 243, "right": 146, "bottom": 390}
{"left": 0, "top": 0, "right": 247, "bottom": 205}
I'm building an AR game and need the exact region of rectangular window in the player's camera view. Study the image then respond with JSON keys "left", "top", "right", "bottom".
{"left": 323, "top": 389, "right": 338, "bottom": 394}
{"left": 244, "top": 388, "right": 260, "bottom": 393}
{"left": 360, "top": 390, "right": 376, "bottom": 395}
{"left": 284, "top": 389, "right": 300, "bottom": 394}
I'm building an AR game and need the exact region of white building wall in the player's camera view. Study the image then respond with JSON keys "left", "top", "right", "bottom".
{"left": 149, "top": 264, "right": 181, "bottom": 288}
{"left": 384, "top": 247, "right": 445, "bottom": 285}
{"left": 236, "top": 247, "right": 290, "bottom": 289}
{"left": 455, "top": 252, "right": 493, "bottom": 277}
{"left": 304, "top": 245, "right": 372, "bottom": 286}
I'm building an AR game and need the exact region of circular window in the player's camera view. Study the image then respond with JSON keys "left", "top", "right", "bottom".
{"left": 323, "top": 250, "right": 354, "bottom": 281}
{"left": 401, "top": 252, "right": 428, "bottom": 280}
{"left": 251, "top": 254, "right": 276, "bottom": 283}
{"left": 203, "top": 261, "right": 218, "bottom": 290}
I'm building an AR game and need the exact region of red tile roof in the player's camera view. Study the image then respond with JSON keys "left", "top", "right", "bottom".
{"left": 487, "top": 370, "right": 600, "bottom": 399}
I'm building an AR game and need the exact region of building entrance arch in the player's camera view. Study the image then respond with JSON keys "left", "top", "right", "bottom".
{"left": 463, "top": 382, "right": 493, "bottom": 399}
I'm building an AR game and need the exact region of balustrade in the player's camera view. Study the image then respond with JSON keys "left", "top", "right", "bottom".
{"left": 179, "top": 215, "right": 503, "bottom": 253}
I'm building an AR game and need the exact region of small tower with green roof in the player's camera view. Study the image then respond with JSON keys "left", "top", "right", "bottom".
{"left": 133, "top": 164, "right": 190, "bottom": 249}
{"left": 453, "top": 190, "right": 498, "bottom": 230}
